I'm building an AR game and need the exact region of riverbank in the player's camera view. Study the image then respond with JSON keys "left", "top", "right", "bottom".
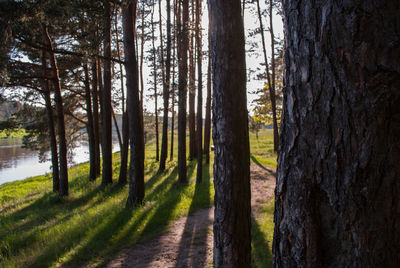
{"left": 0, "top": 130, "right": 277, "bottom": 267}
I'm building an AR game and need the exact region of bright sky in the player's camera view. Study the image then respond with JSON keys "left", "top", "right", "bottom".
{"left": 138, "top": 0, "right": 284, "bottom": 116}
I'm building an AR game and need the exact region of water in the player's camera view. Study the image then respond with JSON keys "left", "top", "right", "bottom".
{"left": 0, "top": 138, "right": 120, "bottom": 185}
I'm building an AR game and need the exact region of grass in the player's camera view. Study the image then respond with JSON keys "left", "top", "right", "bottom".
{"left": 0, "top": 129, "right": 277, "bottom": 267}
{"left": 0, "top": 128, "right": 27, "bottom": 139}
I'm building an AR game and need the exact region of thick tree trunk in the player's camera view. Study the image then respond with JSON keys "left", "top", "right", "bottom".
{"left": 101, "top": 1, "right": 113, "bottom": 185}
{"left": 203, "top": 6, "right": 211, "bottom": 164}
{"left": 178, "top": 0, "right": 189, "bottom": 183}
{"left": 209, "top": 1, "right": 251, "bottom": 267}
{"left": 91, "top": 59, "right": 101, "bottom": 177}
{"left": 41, "top": 47, "right": 59, "bottom": 192}
{"left": 195, "top": 0, "right": 202, "bottom": 183}
{"left": 159, "top": 0, "right": 171, "bottom": 171}
{"left": 84, "top": 63, "right": 96, "bottom": 181}
{"left": 273, "top": 1, "right": 400, "bottom": 267}
{"left": 123, "top": 1, "right": 145, "bottom": 206}
{"left": 188, "top": 0, "right": 196, "bottom": 161}
{"left": 42, "top": 25, "right": 69, "bottom": 197}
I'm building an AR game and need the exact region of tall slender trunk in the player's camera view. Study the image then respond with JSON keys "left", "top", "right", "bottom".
{"left": 111, "top": 107, "right": 122, "bottom": 150}
{"left": 178, "top": 0, "right": 189, "bottom": 183}
{"left": 203, "top": 15, "right": 211, "bottom": 164}
{"left": 256, "top": 0, "right": 278, "bottom": 152}
{"left": 209, "top": 0, "right": 251, "bottom": 266}
{"left": 195, "top": 0, "right": 202, "bottom": 183}
{"left": 123, "top": 1, "right": 145, "bottom": 206}
{"left": 188, "top": 0, "right": 196, "bottom": 160}
{"left": 159, "top": 0, "right": 171, "bottom": 171}
{"left": 91, "top": 58, "right": 101, "bottom": 176}
{"left": 139, "top": 3, "right": 145, "bottom": 110}
{"left": 170, "top": 0, "right": 177, "bottom": 161}
{"left": 41, "top": 49, "right": 59, "bottom": 191}
{"left": 42, "top": 25, "right": 69, "bottom": 197}
{"left": 151, "top": 5, "right": 159, "bottom": 161}
{"left": 84, "top": 63, "right": 96, "bottom": 181}
{"left": 274, "top": 1, "right": 400, "bottom": 266}
{"left": 114, "top": 6, "right": 129, "bottom": 184}
{"left": 101, "top": 1, "right": 113, "bottom": 185}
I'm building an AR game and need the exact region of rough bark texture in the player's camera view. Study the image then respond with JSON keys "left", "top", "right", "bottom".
{"left": 42, "top": 25, "right": 69, "bottom": 197}
{"left": 123, "top": 1, "right": 145, "bottom": 207}
{"left": 209, "top": 1, "right": 251, "bottom": 267}
{"left": 41, "top": 47, "right": 59, "bottom": 192}
{"left": 101, "top": 1, "right": 113, "bottom": 185}
{"left": 84, "top": 63, "right": 96, "bottom": 181}
{"left": 178, "top": 0, "right": 189, "bottom": 183}
{"left": 91, "top": 59, "right": 101, "bottom": 177}
{"left": 195, "top": 0, "right": 202, "bottom": 183}
{"left": 273, "top": 1, "right": 400, "bottom": 267}
{"left": 203, "top": 11, "right": 211, "bottom": 165}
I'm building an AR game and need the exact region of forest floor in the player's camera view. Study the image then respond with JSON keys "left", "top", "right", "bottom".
{"left": 104, "top": 164, "right": 276, "bottom": 268}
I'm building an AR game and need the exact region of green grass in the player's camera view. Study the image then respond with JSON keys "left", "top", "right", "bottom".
{"left": 0, "top": 129, "right": 277, "bottom": 267}
{"left": 0, "top": 128, "right": 27, "bottom": 139}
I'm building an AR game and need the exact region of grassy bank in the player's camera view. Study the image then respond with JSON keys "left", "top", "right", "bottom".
{"left": 0, "top": 130, "right": 277, "bottom": 267}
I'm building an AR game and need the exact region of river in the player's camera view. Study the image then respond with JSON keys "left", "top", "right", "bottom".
{"left": 0, "top": 138, "right": 120, "bottom": 185}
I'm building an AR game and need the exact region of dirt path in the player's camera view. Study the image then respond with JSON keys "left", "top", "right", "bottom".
{"left": 105, "top": 164, "right": 276, "bottom": 268}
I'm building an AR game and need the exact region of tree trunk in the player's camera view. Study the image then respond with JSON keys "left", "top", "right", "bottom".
{"left": 269, "top": 0, "right": 279, "bottom": 152}
{"left": 101, "top": 0, "right": 113, "bottom": 185}
{"left": 178, "top": 0, "right": 189, "bottom": 183}
{"left": 209, "top": 1, "right": 251, "bottom": 267}
{"left": 41, "top": 47, "right": 59, "bottom": 192}
{"left": 203, "top": 3, "right": 211, "bottom": 164}
{"left": 273, "top": 1, "right": 400, "bottom": 267}
{"left": 188, "top": 0, "right": 196, "bottom": 161}
{"left": 84, "top": 63, "right": 96, "bottom": 181}
{"left": 42, "top": 25, "right": 69, "bottom": 197}
{"left": 139, "top": 3, "right": 145, "bottom": 110}
{"left": 114, "top": 8, "right": 129, "bottom": 184}
{"left": 151, "top": 5, "right": 159, "bottom": 162}
{"left": 195, "top": 0, "right": 202, "bottom": 183}
{"left": 159, "top": 0, "right": 171, "bottom": 171}
{"left": 255, "top": 0, "right": 279, "bottom": 152}
{"left": 123, "top": 1, "right": 145, "bottom": 207}
{"left": 91, "top": 58, "right": 101, "bottom": 177}
{"left": 170, "top": 0, "right": 177, "bottom": 161}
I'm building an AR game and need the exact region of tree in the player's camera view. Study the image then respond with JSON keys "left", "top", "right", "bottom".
{"left": 195, "top": 0, "right": 202, "bottom": 183}
{"left": 188, "top": 0, "right": 196, "bottom": 161}
{"left": 123, "top": 0, "right": 145, "bottom": 207}
{"left": 209, "top": 0, "right": 251, "bottom": 266}
{"left": 203, "top": 11, "right": 211, "bottom": 164}
{"left": 177, "top": 0, "right": 189, "bottom": 183}
{"left": 273, "top": 1, "right": 400, "bottom": 267}
{"left": 101, "top": 0, "right": 113, "bottom": 185}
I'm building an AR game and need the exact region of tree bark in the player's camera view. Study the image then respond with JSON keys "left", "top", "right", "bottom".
{"left": 195, "top": 0, "right": 202, "bottom": 183}
{"left": 170, "top": 0, "right": 177, "bottom": 161}
{"left": 273, "top": 1, "right": 400, "bottom": 267}
{"left": 123, "top": 0, "right": 145, "bottom": 207}
{"left": 209, "top": 1, "right": 251, "bottom": 266}
{"left": 42, "top": 25, "right": 69, "bottom": 197}
{"left": 178, "top": 0, "right": 189, "bottom": 183}
{"left": 159, "top": 0, "right": 171, "bottom": 171}
{"left": 84, "top": 63, "right": 96, "bottom": 181}
{"left": 91, "top": 58, "right": 101, "bottom": 177}
{"left": 101, "top": 0, "right": 113, "bottom": 185}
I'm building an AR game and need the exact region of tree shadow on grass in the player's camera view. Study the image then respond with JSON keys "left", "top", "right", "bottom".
{"left": 250, "top": 154, "right": 276, "bottom": 176}
{"left": 251, "top": 216, "right": 273, "bottom": 268}
{"left": 176, "top": 161, "right": 212, "bottom": 267}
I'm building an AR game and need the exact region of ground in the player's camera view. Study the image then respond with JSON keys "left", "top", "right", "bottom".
{"left": 104, "top": 164, "right": 276, "bottom": 268}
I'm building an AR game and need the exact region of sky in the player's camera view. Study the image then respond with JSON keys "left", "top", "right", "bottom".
{"left": 136, "top": 0, "right": 284, "bottom": 116}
